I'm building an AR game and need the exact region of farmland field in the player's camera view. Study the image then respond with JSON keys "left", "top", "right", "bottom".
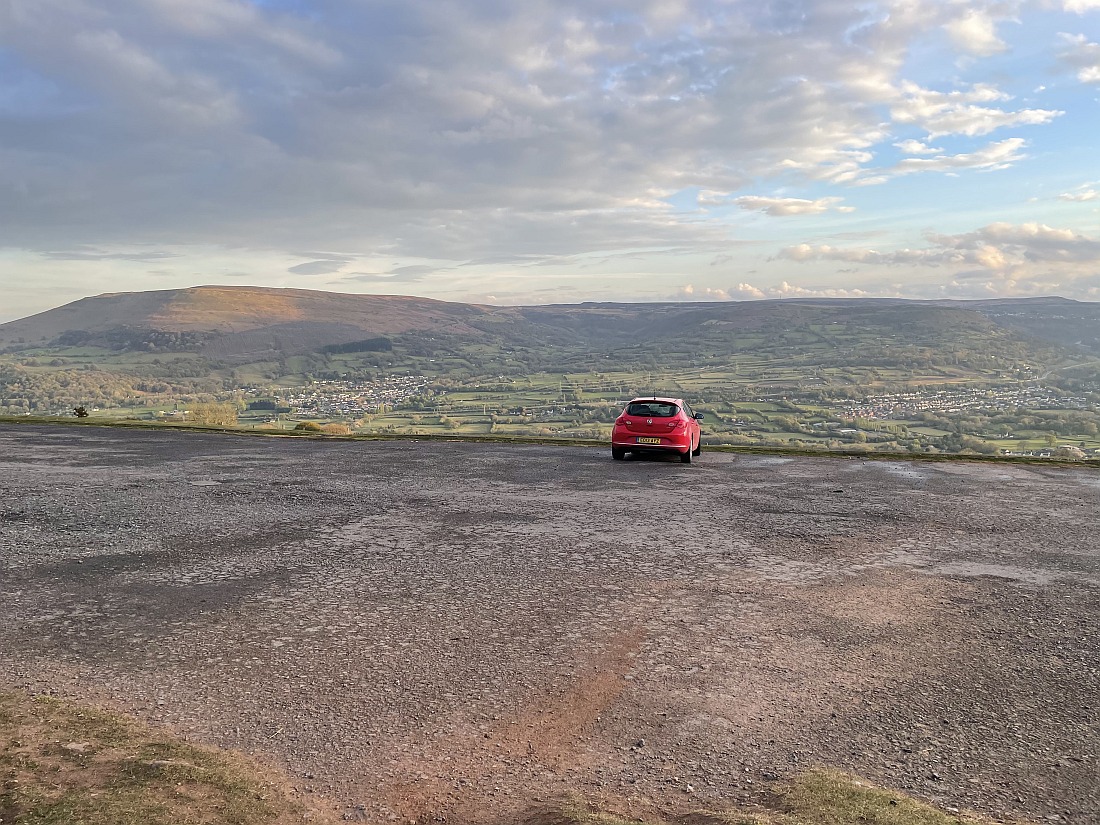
{"left": 2, "top": 293, "right": 1099, "bottom": 457}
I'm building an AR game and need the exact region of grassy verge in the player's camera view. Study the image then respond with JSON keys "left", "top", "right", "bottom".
{"left": 544, "top": 768, "right": 1029, "bottom": 824}
{"left": 2, "top": 415, "right": 1097, "bottom": 469}
{"left": 0, "top": 691, "right": 316, "bottom": 825}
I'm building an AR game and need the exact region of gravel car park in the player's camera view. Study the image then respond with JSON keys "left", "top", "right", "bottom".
{"left": 1, "top": 424, "right": 1097, "bottom": 825}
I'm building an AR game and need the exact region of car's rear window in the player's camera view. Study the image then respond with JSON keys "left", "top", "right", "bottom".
{"left": 626, "top": 402, "right": 679, "bottom": 417}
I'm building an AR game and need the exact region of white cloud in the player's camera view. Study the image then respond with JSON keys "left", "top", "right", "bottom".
{"left": 722, "top": 195, "right": 855, "bottom": 216}
{"left": 1058, "top": 33, "right": 1100, "bottom": 84}
{"left": 778, "top": 223, "right": 1100, "bottom": 296}
{"left": 1058, "top": 187, "right": 1099, "bottom": 201}
{"left": 734, "top": 283, "right": 768, "bottom": 299}
{"left": 956, "top": 222, "right": 1100, "bottom": 262}
{"left": 0, "top": 0, "right": 1088, "bottom": 316}
{"left": 733, "top": 281, "right": 872, "bottom": 299}
{"left": 944, "top": 10, "right": 1007, "bottom": 57}
{"left": 891, "top": 82, "right": 1061, "bottom": 138}
{"left": 893, "top": 139, "right": 942, "bottom": 155}
{"left": 1062, "top": 0, "right": 1100, "bottom": 12}
{"left": 892, "top": 137, "right": 1029, "bottom": 173}
{"left": 677, "top": 284, "right": 730, "bottom": 300}
{"left": 852, "top": 138, "right": 1031, "bottom": 185}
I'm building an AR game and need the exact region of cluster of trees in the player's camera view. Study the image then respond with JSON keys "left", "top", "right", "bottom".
{"left": 187, "top": 403, "right": 239, "bottom": 426}
{"left": 320, "top": 337, "right": 393, "bottom": 354}
{"left": 53, "top": 328, "right": 214, "bottom": 352}
{"left": 0, "top": 361, "right": 233, "bottom": 414}
{"left": 0, "top": 364, "right": 139, "bottom": 412}
{"left": 910, "top": 408, "right": 1100, "bottom": 438}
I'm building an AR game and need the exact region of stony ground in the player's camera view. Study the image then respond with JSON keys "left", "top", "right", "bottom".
{"left": 0, "top": 424, "right": 1097, "bottom": 825}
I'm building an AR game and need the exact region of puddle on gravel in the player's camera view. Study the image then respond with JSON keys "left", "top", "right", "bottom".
{"left": 863, "top": 462, "right": 933, "bottom": 482}
{"left": 926, "top": 561, "right": 1059, "bottom": 584}
{"left": 737, "top": 456, "right": 795, "bottom": 466}
{"left": 743, "top": 557, "right": 843, "bottom": 583}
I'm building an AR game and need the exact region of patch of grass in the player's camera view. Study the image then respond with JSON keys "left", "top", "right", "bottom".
{"left": 535, "top": 768, "right": 1030, "bottom": 825}
{"left": 5, "top": 694, "right": 1031, "bottom": 825}
{"left": 764, "top": 767, "right": 984, "bottom": 824}
{"left": 0, "top": 691, "right": 316, "bottom": 825}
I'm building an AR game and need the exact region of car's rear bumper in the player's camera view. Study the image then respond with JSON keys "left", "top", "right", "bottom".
{"left": 612, "top": 435, "right": 691, "bottom": 453}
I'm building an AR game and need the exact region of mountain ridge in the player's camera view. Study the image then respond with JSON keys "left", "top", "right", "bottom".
{"left": 0, "top": 286, "right": 502, "bottom": 343}
{"left": 2, "top": 285, "right": 1099, "bottom": 363}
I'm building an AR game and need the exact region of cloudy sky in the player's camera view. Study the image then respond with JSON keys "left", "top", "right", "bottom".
{"left": 1, "top": 0, "right": 1099, "bottom": 321}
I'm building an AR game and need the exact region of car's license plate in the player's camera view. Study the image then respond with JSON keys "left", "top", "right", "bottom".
{"left": 636, "top": 437, "right": 661, "bottom": 444}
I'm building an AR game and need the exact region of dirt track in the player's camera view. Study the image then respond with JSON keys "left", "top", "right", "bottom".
{"left": 1, "top": 424, "right": 1097, "bottom": 824}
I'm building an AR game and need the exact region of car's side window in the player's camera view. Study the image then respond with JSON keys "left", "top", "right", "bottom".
{"left": 682, "top": 401, "right": 693, "bottom": 417}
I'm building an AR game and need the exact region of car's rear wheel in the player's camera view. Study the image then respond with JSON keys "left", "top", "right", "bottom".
{"left": 612, "top": 447, "right": 626, "bottom": 460}
{"left": 680, "top": 447, "right": 692, "bottom": 464}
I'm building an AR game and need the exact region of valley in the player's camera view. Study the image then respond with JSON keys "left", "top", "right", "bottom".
{"left": 2, "top": 287, "right": 1099, "bottom": 458}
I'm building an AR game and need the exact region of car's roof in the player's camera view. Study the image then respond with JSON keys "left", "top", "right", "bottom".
{"left": 627, "top": 396, "right": 682, "bottom": 404}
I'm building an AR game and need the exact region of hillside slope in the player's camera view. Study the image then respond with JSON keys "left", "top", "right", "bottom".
{"left": 1, "top": 286, "right": 1097, "bottom": 368}
{"left": 0, "top": 286, "right": 506, "bottom": 347}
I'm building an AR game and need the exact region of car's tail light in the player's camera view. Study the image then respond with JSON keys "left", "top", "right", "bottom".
{"left": 667, "top": 420, "right": 678, "bottom": 428}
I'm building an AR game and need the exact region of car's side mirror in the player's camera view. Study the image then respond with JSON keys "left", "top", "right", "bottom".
{"left": 694, "top": 413, "right": 704, "bottom": 420}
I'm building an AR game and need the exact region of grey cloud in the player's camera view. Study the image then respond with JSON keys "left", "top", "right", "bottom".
{"left": 0, "top": 1, "right": 916, "bottom": 257}
{"left": 43, "top": 249, "right": 180, "bottom": 262}
{"left": 341, "top": 273, "right": 395, "bottom": 282}
{"left": 460, "top": 255, "right": 553, "bottom": 268}
{"left": 777, "top": 222, "right": 1100, "bottom": 295}
{"left": 0, "top": 0, "right": 1075, "bottom": 280}
{"left": 287, "top": 250, "right": 359, "bottom": 275}
{"left": 968, "top": 223, "right": 1100, "bottom": 262}
{"left": 290, "top": 251, "right": 359, "bottom": 262}
{"left": 288, "top": 260, "right": 349, "bottom": 275}
{"left": 388, "top": 265, "right": 439, "bottom": 278}
{"left": 339, "top": 264, "right": 439, "bottom": 283}
{"left": 951, "top": 268, "right": 1000, "bottom": 281}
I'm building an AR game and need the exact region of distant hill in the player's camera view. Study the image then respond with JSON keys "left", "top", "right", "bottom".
{"left": 952, "top": 297, "right": 1100, "bottom": 355}
{"left": 0, "top": 286, "right": 504, "bottom": 346}
{"left": 1, "top": 285, "right": 1098, "bottom": 374}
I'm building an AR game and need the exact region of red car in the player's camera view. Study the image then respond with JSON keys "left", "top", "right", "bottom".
{"left": 611, "top": 396, "right": 703, "bottom": 463}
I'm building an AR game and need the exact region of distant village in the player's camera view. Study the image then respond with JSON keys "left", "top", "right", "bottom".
{"left": 277, "top": 375, "right": 432, "bottom": 418}
{"left": 222, "top": 375, "right": 1100, "bottom": 459}
{"left": 834, "top": 385, "right": 1092, "bottom": 419}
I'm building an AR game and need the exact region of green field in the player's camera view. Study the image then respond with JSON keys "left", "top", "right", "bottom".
{"left": 33, "top": 358, "right": 1091, "bottom": 460}
{"left": 3, "top": 298, "right": 1099, "bottom": 458}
